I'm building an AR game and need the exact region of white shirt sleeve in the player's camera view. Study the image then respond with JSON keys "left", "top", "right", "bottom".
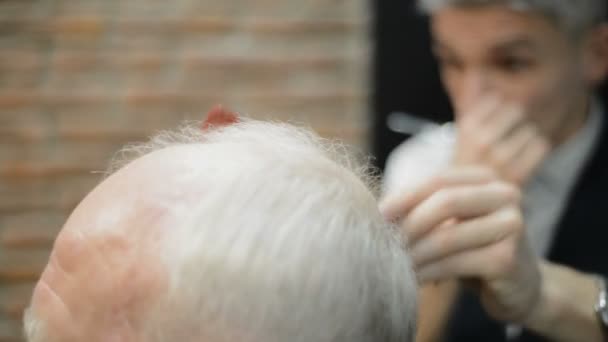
{"left": 382, "top": 123, "right": 456, "bottom": 198}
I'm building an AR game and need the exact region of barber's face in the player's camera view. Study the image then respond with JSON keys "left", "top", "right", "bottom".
{"left": 431, "top": 5, "right": 599, "bottom": 140}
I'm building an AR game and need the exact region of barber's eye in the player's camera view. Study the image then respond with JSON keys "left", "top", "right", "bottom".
{"left": 498, "top": 57, "right": 532, "bottom": 73}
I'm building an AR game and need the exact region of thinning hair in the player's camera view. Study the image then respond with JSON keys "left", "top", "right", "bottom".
{"left": 418, "top": 0, "right": 607, "bottom": 34}
{"left": 25, "top": 119, "right": 417, "bottom": 342}
{"left": 23, "top": 309, "right": 44, "bottom": 342}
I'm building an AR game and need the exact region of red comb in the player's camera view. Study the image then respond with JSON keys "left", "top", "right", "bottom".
{"left": 201, "top": 105, "right": 239, "bottom": 130}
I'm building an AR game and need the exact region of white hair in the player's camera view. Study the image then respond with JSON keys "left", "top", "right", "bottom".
{"left": 23, "top": 308, "right": 46, "bottom": 342}
{"left": 25, "top": 119, "right": 417, "bottom": 342}
{"left": 418, "top": 0, "right": 607, "bottom": 34}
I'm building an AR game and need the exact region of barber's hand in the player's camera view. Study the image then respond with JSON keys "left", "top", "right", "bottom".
{"left": 381, "top": 166, "right": 542, "bottom": 322}
{"left": 455, "top": 97, "right": 550, "bottom": 185}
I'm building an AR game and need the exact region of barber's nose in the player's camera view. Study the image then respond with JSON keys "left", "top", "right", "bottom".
{"left": 458, "top": 70, "right": 495, "bottom": 113}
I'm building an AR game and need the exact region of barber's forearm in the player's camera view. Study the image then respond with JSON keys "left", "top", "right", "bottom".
{"left": 416, "top": 281, "right": 459, "bottom": 342}
{"left": 523, "top": 261, "right": 603, "bottom": 341}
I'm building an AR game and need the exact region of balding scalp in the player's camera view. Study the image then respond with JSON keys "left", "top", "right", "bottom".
{"left": 25, "top": 119, "right": 418, "bottom": 342}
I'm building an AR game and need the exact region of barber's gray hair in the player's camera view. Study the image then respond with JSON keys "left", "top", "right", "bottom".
{"left": 418, "top": 0, "right": 607, "bottom": 33}
{"left": 25, "top": 119, "right": 417, "bottom": 342}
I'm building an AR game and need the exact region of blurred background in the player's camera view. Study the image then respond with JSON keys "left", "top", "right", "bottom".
{"left": 0, "top": 1, "right": 372, "bottom": 339}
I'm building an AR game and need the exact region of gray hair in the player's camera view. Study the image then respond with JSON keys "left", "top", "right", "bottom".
{"left": 25, "top": 119, "right": 417, "bottom": 342}
{"left": 418, "top": 0, "right": 607, "bottom": 34}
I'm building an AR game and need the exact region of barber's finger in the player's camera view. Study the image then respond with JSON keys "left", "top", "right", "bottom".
{"left": 405, "top": 181, "right": 520, "bottom": 243}
{"left": 410, "top": 206, "right": 522, "bottom": 267}
{"left": 380, "top": 166, "right": 497, "bottom": 221}
{"left": 457, "top": 105, "right": 524, "bottom": 165}
{"left": 459, "top": 95, "right": 501, "bottom": 129}
{"left": 416, "top": 237, "right": 519, "bottom": 282}
{"left": 488, "top": 124, "right": 536, "bottom": 176}
{"left": 484, "top": 105, "right": 525, "bottom": 144}
{"left": 455, "top": 97, "right": 496, "bottom": 163}
{"left": 504, "top": 135, "right": 550, "bottom": 185}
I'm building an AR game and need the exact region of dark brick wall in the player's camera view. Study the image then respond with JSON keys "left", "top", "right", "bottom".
{"left": 0, "top": 1, "right": 370, "bottom": 340}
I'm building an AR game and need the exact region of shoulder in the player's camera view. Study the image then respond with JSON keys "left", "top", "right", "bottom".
{"left": 382, "top": 123, "right": 456, "bottom": 197}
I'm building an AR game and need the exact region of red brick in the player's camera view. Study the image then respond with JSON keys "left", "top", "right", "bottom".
{"left": 0, "top": 249, "right": 50, "bottom": 282}
{"left": 0, "top": 72, "right": 45, "bottom": 91}
{"left": 52, "top": 52, "right": 167, "bottom": 71}
{"left": 50, "top": 0, "right": 113, "bottom": 17}
{"left": 0, "top": 92, "right": 118, "bottom": 110}
{"left": 60, "top": 142, "right": 125, "bottom": 170}
{"left": 0, "top": 52, "right": 43, "bottom": 71}
{"left": 96, "top": 15, "right": 235, "bottom": 49}
{"left": 0, "top": 144, "right": 40, "bottom": 164}
{"left": 0, "top": 26, "right": 50, "bottom": 49}
{"left": 126, "top": 89, "right": 223, "bottom": 107}
{"left": 177, "top": 54, "right": 349, "bottom": 92}
{"left": 244, "top": 18, "right": 360, "bottom": 33}
{"left": 217, "top": 32, "right": 357, "bottom": 56}
{"left": 0, "top": 162, "right": 96, "bottom": 180}
{"left": 120, "top": 102, "right": 225, "bottom": 137}
{"left": 0, "top": 212, "right": 65, "bottom": 248}
{"left": 115, "top": 0, "right": 202, "bottom": 17}
{"left": 0, "top": 1, "right": 48, "bottom": 18}
{"left": 52, "top": 16, "right": 105, "bottom": 34}
{"left": 114, "top": 17, "right": 235, "bottom": 34}
{"left": 184, "top": 0, "right": 353, "bottom": 18}
{"left": 0, "top": 174, "right": 99, "bottom": 213}
{"left": 46, "top": 52, "right": 170, "bottom": 92}
{"left": 0, "top": 111, "right": 50, "bottom": 143}
{"left": 1, "top": 17, "right": 105, "bottom": 35}
{"left": 1, "top": 222, "right": 60, "bottom": 248}
{"left": 182, "top": 53, "right": 345, "bottom": 69}
{"left": 51, "top": 101, "right": 187, "bottom": 141}
{"left": 0, "top": 140, "right": 123, "bottom": 173}
{"left": 0, "top": 1, "right": 369, "bottom": 335}
{"left": 312, "top": 119, "right": 368, "bottom": 143}
{"left": 0, "top": 283, "right": 36, "bottom": 319}
{"left": 42, "top": 92, "right": 116, "bottom": 107}
{"left": 121, "top": 108, "right": 203, "bottom": 132}
{"left": 0, "top": 93, "right": 38, "bottom": 110}
{"left": 230, "top": 96, "right": 360, "bottom": 119}
{"left": 55, "top": 108, "right": 140, "bottom": 142}
{"left": 0, "top": 317, "right": 25, "bottom": 342}
{"left": 174, "top": 2, "right": 243, "bottom": 17}
{"left": 237, "top": 89, "right": 363, "bottom": 104}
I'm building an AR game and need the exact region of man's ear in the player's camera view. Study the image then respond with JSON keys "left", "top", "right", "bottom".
{"left": 201, "top": 105, "right": 239, "bottom": 130}
{"left": 583, "top": 23, "right": 608, "bottom": 87}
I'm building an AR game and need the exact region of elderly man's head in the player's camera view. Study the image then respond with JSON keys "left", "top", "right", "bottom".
{"left": 24, "top": 117, "right": 417, "bottom": 342}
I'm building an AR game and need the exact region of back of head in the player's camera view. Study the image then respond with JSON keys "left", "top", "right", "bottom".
{"left": 418, "top": 0, "right": 607, "bottom": 34}
{"left": 25, "top": 119, "right": 417, "bottom": 342}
